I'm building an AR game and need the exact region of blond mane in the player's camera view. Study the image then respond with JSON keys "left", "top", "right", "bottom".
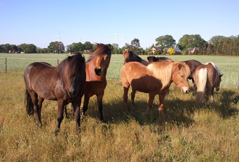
{"left": 206, "top": 62, "right": 221, "bottom": 75}
{"left": 147, "top": 61, "right": 174, "bottom": 89}
{"left": 147, "top": 61, "right": 190, "bottom": 89}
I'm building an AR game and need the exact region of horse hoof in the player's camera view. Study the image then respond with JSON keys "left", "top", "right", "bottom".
{"left": 54, "top": 129, "right": 59, "bottom": 136}
{"left": 37, "top": 123, "right": 42, "bottom": 127}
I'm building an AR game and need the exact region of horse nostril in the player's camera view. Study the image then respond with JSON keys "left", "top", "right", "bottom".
{"left": 186, "top": 90, "right": 189, "bottom": 94}
{"left": 95, "top": 68, "right": 102, "bottom": 76}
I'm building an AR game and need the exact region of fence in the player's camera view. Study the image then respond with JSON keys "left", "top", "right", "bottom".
{"left": 0, "top": 57, "right": 61, "bottom": 73}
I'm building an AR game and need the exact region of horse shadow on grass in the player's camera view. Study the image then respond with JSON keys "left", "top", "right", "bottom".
{"left": 65, "top": 90, "right": 239, "bottom": 127}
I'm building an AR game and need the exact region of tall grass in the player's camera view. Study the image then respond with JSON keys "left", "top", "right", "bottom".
{"left": 0, "top": 70, "right": 239, "bottom": 161}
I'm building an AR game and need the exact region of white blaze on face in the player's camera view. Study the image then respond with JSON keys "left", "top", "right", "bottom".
{"left": 181, "top": 86, "right": 189, "bottom": 94}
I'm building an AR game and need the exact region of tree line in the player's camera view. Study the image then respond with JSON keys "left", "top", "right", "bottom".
{"left": 1, "top": 35, "right": 239, "bottom": 55}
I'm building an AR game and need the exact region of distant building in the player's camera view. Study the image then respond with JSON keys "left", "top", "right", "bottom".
{"left": 187, "top": 47, "right": 199, "bottom": 54}
{"left": 148, "top": 47, "right": 162, "bottom": 54}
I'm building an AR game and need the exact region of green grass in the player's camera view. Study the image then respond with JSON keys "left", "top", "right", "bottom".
{"left": 0, "top": 53, "right": 239, "bottom": 161}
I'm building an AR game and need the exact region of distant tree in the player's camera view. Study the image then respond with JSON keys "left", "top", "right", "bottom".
{"left": 4, "top": 44, "right": 11, "bottom": 53}
{"left": 130, "top": 38, "right": 140, "bottom": 53}
{"left": 48, "top": 41, "right": 64, "bottom": 53}
{"left": 84, "top": 41, "right": 93, "bottom": 50}
{"left": 68, "top": 42, "right": 84, "bottom": 53}
{"left": 167, "top": 48, "right": 175, "bottom": 55}
{"left": 0, "top": 44, "right": 4, "bottom": 52}
{"left": 112, "top": 43, "right": 119, "bottom": 54}
{"left": 155, "top": 35, "right": 176, "bottom": 49}
{"left": 209, "top": 35, "right": 226, "bottom": 45}
{"left": 177, "top": 34, "right": 207, "bottom": 51}
{"left": 18, "top": 43, "right": 37, "bottom": 53}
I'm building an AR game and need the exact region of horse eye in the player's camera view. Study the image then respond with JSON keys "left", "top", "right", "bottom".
{"left": 180, "top": 75, "right": 184, "bottom": 78}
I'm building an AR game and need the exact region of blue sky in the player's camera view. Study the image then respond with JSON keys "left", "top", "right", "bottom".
{"left": 0, "top": 0, "right": 238, "bottom": 49}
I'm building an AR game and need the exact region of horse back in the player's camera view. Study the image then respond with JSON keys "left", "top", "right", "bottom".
{"left": 183, "top": 60, "right": 202, "bottom": 79}
{"left": 24, "top": 62, "right": 58, "bottom": 100}
{"left": 121, "top": 62, "right": 161, "bottom": 93}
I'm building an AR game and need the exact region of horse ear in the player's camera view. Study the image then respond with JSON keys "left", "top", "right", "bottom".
{"left": 178, "top": 64, "right": 183, "bottom": 70}
{"left": 108, "top": 44, "right": 111, "bottom": 50}
{"left": 220, "top": 74, "right": 223, "bottom": 78}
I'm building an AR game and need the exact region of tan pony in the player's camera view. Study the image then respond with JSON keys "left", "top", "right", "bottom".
{"left": 194, "top": 62, "right": 223, "bottom": 106}
{"left": 121, "top": 61, "right": 190, "bottom": 115}
{"left": 123, "top": 49, "right": 149, "bottom": 65}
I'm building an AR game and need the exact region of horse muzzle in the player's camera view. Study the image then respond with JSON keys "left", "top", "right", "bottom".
{"left": 68, "top": 87, "right": 76, "bottom": 97}
{"left": 95, "top": 68, "right": 102, "bottom": 76}
{"left": 181, "top": 87, "right": 189, "bottom": 94}
{"left": 216, "top": 87, "right": 220, "bottom": 91}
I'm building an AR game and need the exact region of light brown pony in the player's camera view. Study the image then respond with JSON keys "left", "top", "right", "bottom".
{"left": 24, "top": 53, "right": 86, "bottom": 135}
{"left": 147, "top": 56, "right": 203, "bottom": 95}
{"left": 194, "top": 62, "right": 223, "bottom": 106}
{"left": 123, "top": 49, "right": 149, "bottom": 65}
{"left": 121, "top": 61, "right": 190, "bottom": 116}
{"left": 82, "top": 44, "right": 111, "bottom": 120}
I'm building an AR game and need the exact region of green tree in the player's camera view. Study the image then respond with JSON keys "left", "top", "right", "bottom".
{"left": 84, "top": 41, "right": 92, "bottom": 50}
{"left": 18, "top": 43, "right": 37, "bottom": 53}
{"left": 155, "top": 35, "right": 176, "bottom": 48}
{"left": 68, "top": 42, "right": 84, "bottom": 53}
{"left": 130, "top": 38, "right": 140, "bottom": 53}
{"left": 48, "top": 41, "right": 64, "bottom": 53}
{"left": 112, "top": 43, "right": 119, "bottom": 54}
{"left": 177, "top": 34, "right": 207, "bottom": 51}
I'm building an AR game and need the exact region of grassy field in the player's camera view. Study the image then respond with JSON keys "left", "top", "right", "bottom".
{"left": 0, "top": 54, "right": 239, "bottom": 161}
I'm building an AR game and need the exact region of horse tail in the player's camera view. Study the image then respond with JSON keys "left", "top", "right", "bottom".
{"left": 25, "top": 89, "right": 34, "bottom": 115}
{"left": 196, "top": 68, "right": 208, "bottom": 106}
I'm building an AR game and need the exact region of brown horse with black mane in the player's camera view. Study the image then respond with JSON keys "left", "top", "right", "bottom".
{"left": 123, "top": 49, "right": 149, "bottom": 65}
{"left": 194, "top": 62, "right": 222, "bottom": 106}
{"left": 24, "top": 53, "right": 86, "bottom": 135}
{"left": 82, "top": 43, "right": 111, "bottom": 121}
{"left": 121, "top": 60, "right": 190, "bottom": 117}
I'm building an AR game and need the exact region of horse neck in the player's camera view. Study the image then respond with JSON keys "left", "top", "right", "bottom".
{"left": 85, "top": 58, "right": 107, "bottom": 82}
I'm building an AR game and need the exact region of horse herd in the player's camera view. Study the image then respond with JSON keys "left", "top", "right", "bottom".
{"left": 24, "top": 44, "right": 222, "bottom": 135}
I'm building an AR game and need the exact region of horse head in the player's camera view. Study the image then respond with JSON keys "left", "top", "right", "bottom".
{"left": 64, "top": 53, "right": 86, "bottom": 97}
{"left": 93, "top": 44, "right": 111, "bottom": 76}
{"left": 172, "top": 62, "right": 190, "bottom": 94}
{"left": 215, "top": 74, "right": 223, "bottom": 91}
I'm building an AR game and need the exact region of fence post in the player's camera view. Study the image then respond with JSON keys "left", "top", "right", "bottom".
{"left": 5, "top": 57, "right": 7, "bottom": 73}
{"left": 57, "top": 59, "right": 59, "bottom": 65}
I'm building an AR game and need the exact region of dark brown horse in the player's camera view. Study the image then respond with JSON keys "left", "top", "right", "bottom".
{"left": 123, "top": 49, "right": 149, "bottom": 65}
{"left": 147, "top": 56, "right": 172, "bottom": 63}
{"left": 194, "top": 62, "right": 223, "bottom": 106}
{"left": 24, "top": 53, "right": 86, "bottom": 135}
{"left": 82, "top": 44, "right": 111, "bottom": 120}
{"left": 181, "top": 60, "right": 202, "bottom": 95}
{"left": 121, "top": 61, "right": 190, "bottom": 117}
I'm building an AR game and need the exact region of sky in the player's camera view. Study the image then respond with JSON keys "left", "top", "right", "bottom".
{"left": 0, "top": 0, "right": 239, "bottom": 49}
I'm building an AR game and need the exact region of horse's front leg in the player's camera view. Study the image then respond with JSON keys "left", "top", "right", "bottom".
{"left": 192, "top": 78, "right": 197, "bottom": 96}
{"left": 72, "top": 101, "right": 82, "bottom": 134}
{"left": 55, "top": 99, "right": 64, "bottom": 136}
{"left": 211, "top": 89, "right": 215, "bottom": 103}
{"left": 146, "top": 92, "right": 156, "bottom": 114}
{"left": 97, "top": 93, "right": 104, "bottom": 121}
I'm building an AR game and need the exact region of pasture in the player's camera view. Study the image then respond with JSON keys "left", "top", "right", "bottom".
{"left": 0, "top": 53, "right": 239, "bottom": 161}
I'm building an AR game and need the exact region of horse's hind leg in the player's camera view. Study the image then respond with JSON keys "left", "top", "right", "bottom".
{"left": 131, "top": 89, "right": 136, "bottom": 108}
{"left": 97, "top": 93, "right": 104, "bottom": 121}
{"left": 37, "top": 97, "right": 44, "bottom": 127}
{"left": 123, "top": 86, "right": 130, "bottom": 111}
{"left": 29, "top": 90, "right": 42, "bottom": 126}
